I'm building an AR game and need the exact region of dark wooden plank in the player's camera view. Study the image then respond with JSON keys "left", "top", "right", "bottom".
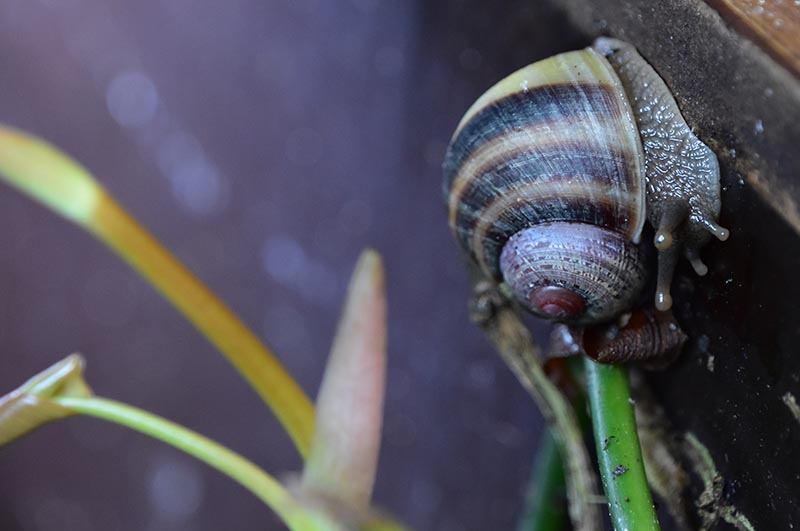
{"left": 706, "top": 0, "right": 800, "bottom": 77}
{"left": 545, "top": 1, "right": 800, "bottom": 528}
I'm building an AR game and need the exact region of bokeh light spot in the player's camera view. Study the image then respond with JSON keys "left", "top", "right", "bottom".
{"left": 106, "top": 70, "right": 159, "bottom": 128}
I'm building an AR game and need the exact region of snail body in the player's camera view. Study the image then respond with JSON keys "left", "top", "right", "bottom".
{"left": 594, "top": 38, "right": 728, "bottom": 309}
{"left": 443, "top": 38, "right": 728, "bottom": 328}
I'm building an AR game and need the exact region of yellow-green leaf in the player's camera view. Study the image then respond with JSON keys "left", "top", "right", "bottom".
{"left": 0, "top": 124, "right": 315, "bottom": 455}
{"left": 0, "top": 126, "right": 102, "bottom": 225}
{"left": 0, "top": 354, "right": 92, "bottom": 446}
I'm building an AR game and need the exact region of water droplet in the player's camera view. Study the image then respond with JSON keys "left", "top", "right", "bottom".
{"left": 157, "top": 131, "right": 228, "bottom": 216}
{"left": 261, "top": 236, "right": 307, "bottom": 285}
{"left": 148, "top": 458, "right": 204, "bottom": 521}
{"left": 106, "top": 70, "right": 159, "bottom": 128}
{"left": 169, "top": 159, "right": 226, "bottom": 216}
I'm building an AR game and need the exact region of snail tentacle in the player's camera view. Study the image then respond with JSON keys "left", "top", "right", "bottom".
{"left": 684, "top": 246, "right": 709, "bottom": 277}
{"left": 653, "top": 200, "right": 688, "bottom": 251}
{"left": 655, "top": 243, "right": 680, "bottom": 311}
{"left": 697, "top": 216, "right": 730, "bottom": 241}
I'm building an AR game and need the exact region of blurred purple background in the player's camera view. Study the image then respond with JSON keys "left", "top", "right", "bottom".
{"left": 0, "top": 1, "right": 582, "bottom": 529}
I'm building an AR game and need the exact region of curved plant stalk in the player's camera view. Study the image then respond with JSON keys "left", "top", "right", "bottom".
{"left": 0, "top": 355, "right": 301, "bottom": 527}
{"left": 57, "top": 396, "right": 307, "bottom": 526}
{"left": 583, "top": 358, "right": 661, "bottom": 531}
{"left": 0, "top": 356, "right": 405, "bottom": 531}
{"left": 59, "top": 396, "right": 411, "bottom": 531}
{"left": 0, "top": 250, "right": 410, "bottom": 531}
{"left": 0, "top": 124, "right": 314, "bottom": 456}
{"left": 517, "top": 429, "right": 568, "bottom": 531}
{"left": 469, "top": 278, "right": 601, "bottom": 531}
{"left": 0, "top": 353, "right": 411, "bottom": 531}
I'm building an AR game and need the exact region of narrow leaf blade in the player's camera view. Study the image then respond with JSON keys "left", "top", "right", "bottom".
{"left": 0, "top": 126, "right": 102, "bottom": 225}
{"left": 303, "top": 249, "right": 387, "bottom": 511}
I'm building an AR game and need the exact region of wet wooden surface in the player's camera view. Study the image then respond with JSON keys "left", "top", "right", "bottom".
{"left": 552, "top": 0, "right": 800, "bottom": 528}
{"left": 705, "top": 0, "right": 800, "bottom": 76}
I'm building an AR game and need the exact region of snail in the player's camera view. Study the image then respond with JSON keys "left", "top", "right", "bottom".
{"left": 443, "top": 38, "right": 728, "bottom": 360}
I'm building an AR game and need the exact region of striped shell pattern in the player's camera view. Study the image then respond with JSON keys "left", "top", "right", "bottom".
{"left": 443, "top": 48, "right": 650, "bottom": 324}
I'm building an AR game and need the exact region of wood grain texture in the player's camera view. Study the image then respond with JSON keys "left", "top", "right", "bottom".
{"left": 552, "top": 0, "right": 800, "bottom": 237}
{"left": 706, "top": 0, "right": 800, "bottom": 77}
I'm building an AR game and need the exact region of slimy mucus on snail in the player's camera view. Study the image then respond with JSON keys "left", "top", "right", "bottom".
{"left": 443, "top": 38, "right": 728, "bottom": 334}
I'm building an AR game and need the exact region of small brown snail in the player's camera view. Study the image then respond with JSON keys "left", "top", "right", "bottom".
{"left": 443, "top": 38, "right": 728, "bottom": 336}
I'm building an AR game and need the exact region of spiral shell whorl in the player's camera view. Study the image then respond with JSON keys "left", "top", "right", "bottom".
{"left": 443, "top": 49, "right": 646, "bottom": 285}
{"left": 499, "top": 222, "right": 647, "bottom": 323}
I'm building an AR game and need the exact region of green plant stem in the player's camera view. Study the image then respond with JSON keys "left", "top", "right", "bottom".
{"left": 469, "top": 278, "right": 601, "bottom": 531}
{"left": 90, "top": 195, "right": 314, "bottom": 456}
{"left": 583, "top": 358, "right": 661, "bottom": 531}
{"left": 54, "top": 396, "right": 303, "bottom": 527}
{"left": 0, "top": 125, "right": 314, "bottom": 457}
{"left": 518, "top": 429, "right": 568, "bottom": 531}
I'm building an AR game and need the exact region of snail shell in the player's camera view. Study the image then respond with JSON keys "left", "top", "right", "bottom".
{"left": 443, "top": 38, "right": 727, "bottom": 325}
